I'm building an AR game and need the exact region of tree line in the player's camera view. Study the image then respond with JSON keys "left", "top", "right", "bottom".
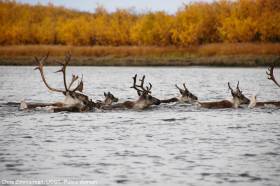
{"left": 0, "top": 0, "right": 279, "bottom": 46}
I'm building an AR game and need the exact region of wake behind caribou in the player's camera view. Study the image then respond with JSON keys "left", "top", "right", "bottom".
{"left": 18, "top": 53, "right": 280, "bottom": 112}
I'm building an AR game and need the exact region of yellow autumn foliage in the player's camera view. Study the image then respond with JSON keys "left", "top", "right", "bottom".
{"left": 0, "top": 0, "right": 279, "bottom": 46}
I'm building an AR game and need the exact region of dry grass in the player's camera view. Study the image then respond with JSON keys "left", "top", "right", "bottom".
{"left": 0, "top": 43, "right": 279, "bottom": 57}
{"left": 0, "top": 43, "right": 279, "bottom": 66}
{"left": 0, "top": 45, "right": 194, "bottom": 58}
{"left": 198, "top": 43, "right": 280, "bottom": 56}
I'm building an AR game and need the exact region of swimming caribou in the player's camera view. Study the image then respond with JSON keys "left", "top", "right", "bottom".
{"left": 20, "top": 53, "right": 95, "bottom": 112}
{"left": 160, "top": 83, "right": 198, "bottom": 104}
{"left": 199, "top": 82, "right": 250, "bottom": 109}
{"left": 95, "top": 92, "right": 119, "bottom": 109}
{"left": 102, "top": 74, "right": 161, "bottom": 110}
{"left": 17, "top": 53, "right": 280, "bottom": 112}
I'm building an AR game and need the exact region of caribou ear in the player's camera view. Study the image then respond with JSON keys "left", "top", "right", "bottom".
{"left": 104, "top": 92, "right": 107, "bottom": 97}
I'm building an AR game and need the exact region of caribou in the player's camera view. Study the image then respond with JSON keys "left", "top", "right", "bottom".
{"left": 95, "top": 92, "right": 119, "bottom": 109}
{"left": 102, "top": 74, "right": 161, "bottom": 110}
{"left": 199, "top": 82, "right": 250, "bottom": 109}
{"left": 160, "top": 83, "right": 198, "bottom": 104}
{"left": 249, "top": 64, "right": 280, "bottom": 108}
{"left": 17, "top": 53, "right": 280, "bottom": 112}
{"left": 20, "top": 53, "right": 95, "bottom": 112}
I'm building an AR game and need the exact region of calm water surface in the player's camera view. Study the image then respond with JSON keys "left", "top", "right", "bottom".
{"left": 0, "top": 66, "right": 280, "bottom": 186}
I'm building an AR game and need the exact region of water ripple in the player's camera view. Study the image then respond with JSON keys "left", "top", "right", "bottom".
{"left": 0, "top": 67, "right": 280, "bottom": 186}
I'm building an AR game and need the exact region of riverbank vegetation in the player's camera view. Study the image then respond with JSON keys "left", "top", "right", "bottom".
{"left": 0, "top": 0, "right": 279, "bottom": 66}
{"left": 1, "top": 0, "right": 279, "bottom": 45}
{"left": 0, "top": 44, "right": 279, "bottom": 66}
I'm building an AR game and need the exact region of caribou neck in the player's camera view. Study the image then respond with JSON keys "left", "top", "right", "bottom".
{"left": 178, "top": 96, "right": 196, "bottom": 103}
{"left": 230, "top": 97, "right": 241, "bottom": 108}
{"left": 133, "top": 99, "right": 149, "bottom": 110}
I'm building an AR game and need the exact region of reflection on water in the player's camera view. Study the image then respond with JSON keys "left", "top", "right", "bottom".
{"left": 0, "top": 66, "right": 280, "bottom": 186}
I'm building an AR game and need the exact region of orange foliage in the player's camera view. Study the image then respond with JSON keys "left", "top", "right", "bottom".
{"left": 0, "top": 0, "right": 280, "bottom": 46}
{"left": 131, "top": 12, "right": 173, "bottom": 46}
{"left": 172, "top": 2, "right": 219, "bottom": 45}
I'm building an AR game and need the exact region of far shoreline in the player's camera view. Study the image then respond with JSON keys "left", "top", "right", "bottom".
{"left": 0, "top": 44, "right": 279, "bottom": 67}
{"left": 1, "top": 55, "right": 278, "bottom": 67}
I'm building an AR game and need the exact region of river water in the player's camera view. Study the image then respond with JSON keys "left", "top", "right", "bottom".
{"left": 0, "top": 66, "right": 280, "bottom": 186}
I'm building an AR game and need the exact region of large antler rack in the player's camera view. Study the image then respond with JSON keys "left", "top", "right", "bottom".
{"left": 34, "top": 52, "right": 84, "bottom": 94}
{"left": 54, "top": 52, "right": 71, "bottom": 91}
{"left": 34, "top": 53, "right": 65, "bottom": 93}
{"left": 130, "top": 74, "right": 152, "bottom": 94}
{"left": 54, "top": 52, "right": 84, "bottom": 93}
{"left": 266, "top": 63, "right": 280, "bottom": 88}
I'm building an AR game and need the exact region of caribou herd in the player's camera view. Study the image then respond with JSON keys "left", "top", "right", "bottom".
{"left": 18, "top": 53, "right": 280, "bottom": 112}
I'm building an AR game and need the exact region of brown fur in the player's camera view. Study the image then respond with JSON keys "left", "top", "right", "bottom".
{"left": 160, "top": 98, "right": 179, "bottom": 103}
{"left": 161, "top": 83, "right": 198, "bottom": 104}
{"left": 102, "top": 74, "right": 161, "bottom": 110}
{"left": 255, "top": 101, "right": 280, "bottom": 107}
{"left": 101, "top": 101, "right": 135, "bottom": 110}
{"left": 199, "top": 100, "right": 234, "bottom": 109}
{"left": 22, "top": 102, "right": 64, "bottom": 109}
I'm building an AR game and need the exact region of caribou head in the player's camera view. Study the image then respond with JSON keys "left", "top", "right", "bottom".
{"left": 103, "top": 92, "right": 119, "bottom": 105}
{"left": 228, "top": 81, "right": 250, "bottom": 105}
{"left": 130, "top": 74, "right": 161, "bottom": 109}
{"left": 175, "top": 83, "right": 198, "bottom": 103}
{"left": 34, "top": 52, "right": 95, "bottom": 111}
{"left": 96, "top": 91, "right": 119, "bottom": 109}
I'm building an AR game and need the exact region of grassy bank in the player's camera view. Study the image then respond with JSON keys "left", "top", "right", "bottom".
{"left": 0, "top": 43, "right": 279, "bottom": 66}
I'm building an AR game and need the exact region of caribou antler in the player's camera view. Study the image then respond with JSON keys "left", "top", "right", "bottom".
{"left": 267, "top": 64, "right": 280, "bottom": 88}
{"left": 236, "top": 81, "right": 243, "bottom": 93}
{"left": 34, "top": 53, "right": 65, "bottom": 93}
{"left": 228, "top": 81, "right": 243, "bottom": 94}
{"left": 183, "top": 83, "right": 188, "bottom": 90}
{"left": 55, "top": 52, "right": 71, "bottom": 91}
{"left": 54, "top": 52, "right": 84, "bottom": 93}
{"left": 68, "top": 74, "right": 79, "bottom": 89}
{"left": 175, "top": 83, "right": 188, "bottom": 92}
{"left": 175, "top": 84, "right": 182, "bottom": 91}
{"left": 68, "top": 74, "right": 79, "bottom": 90}
{"left": 228, "top": 82, "right": 234, "bottom": 94}
{"left": 130, "top": 74, "right": 152, "bottom": 94}
{"left": 34, "top": 52, "right": 84, "bottom": 94}
{"left": 71, "top": 74, "right": 84, "bottom": 92}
